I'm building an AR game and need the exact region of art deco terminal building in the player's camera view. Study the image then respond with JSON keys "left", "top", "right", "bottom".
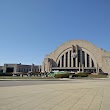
{"left": 42, "top": 40, "right": 110, "bottom": 74}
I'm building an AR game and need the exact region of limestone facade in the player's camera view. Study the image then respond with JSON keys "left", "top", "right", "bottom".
{"left": 42, "top": 40, "right": 110, "bottom": 74}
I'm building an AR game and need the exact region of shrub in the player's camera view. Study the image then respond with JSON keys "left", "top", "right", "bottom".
{"left": 54, "top": 73, "right": 70, "bottom": 78}
{"left": 77, "top": 73, "right": 88, "bottom": 77}
{"left": 85, "top": 72, "right": 92, "bottom": 75}
{"left": 71, "top": 73, "right": 88, "bottom": 77}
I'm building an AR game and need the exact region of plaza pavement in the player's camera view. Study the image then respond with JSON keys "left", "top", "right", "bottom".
{"left": 0, "top": 79, "right": 110, "bottom": 110}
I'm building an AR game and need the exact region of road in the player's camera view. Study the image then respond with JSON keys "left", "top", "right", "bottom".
{"left": 0, "top": 80, "right": 72, "bottom": 87}
{"left": 0, "top": 78, "right": 107, "bottom": 87}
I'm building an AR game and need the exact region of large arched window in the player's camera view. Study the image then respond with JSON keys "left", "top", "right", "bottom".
{"left": 56, "top": 46, "right": 96, "bottom": 68}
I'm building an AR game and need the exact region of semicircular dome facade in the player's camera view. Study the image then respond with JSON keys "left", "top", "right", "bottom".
{"left": 42, "top": 40, "right": 110, "bottom": 74}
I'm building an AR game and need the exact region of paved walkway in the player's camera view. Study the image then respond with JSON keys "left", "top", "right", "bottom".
{"left": 0, "top": 79, "right": 110, "bottom": 110}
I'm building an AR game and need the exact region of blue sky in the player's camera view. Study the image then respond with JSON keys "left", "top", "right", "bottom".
{"left": 0, "top": 0, "right": 110, "bottom": 65}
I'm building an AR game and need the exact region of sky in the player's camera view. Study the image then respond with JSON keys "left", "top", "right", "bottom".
{"left": 0, "top": 0, "right": 110, "bottom": 66}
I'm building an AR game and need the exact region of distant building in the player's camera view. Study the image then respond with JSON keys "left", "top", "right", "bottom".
{"left": 42, "top": 40, "right": 110, "bottom": 74}
{"left": 1, "top": 63, "right": 41, "bottom": 73}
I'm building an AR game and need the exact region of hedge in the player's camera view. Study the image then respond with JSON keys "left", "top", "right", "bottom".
{"left": 72, "top": 73, "right": 88, "bottom": 77}
{"left": 0, "top": 72, "right": 13, "bottom": 76}
{"left": 78, "top": 73, "right": 88, "bottom": 77}
{"left": 54, "top": 73, "right": 70, "bottom": 78}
